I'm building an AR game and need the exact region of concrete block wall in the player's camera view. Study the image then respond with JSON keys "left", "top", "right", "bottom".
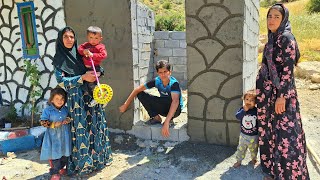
{"left": 153, "top": 31, "right": 187, "bottom": 89}
{"left": 243, "top": 0, "right": 259, "bottom": 92}
{"left": 131, "top": 1, "right": 155, "bottom": 123}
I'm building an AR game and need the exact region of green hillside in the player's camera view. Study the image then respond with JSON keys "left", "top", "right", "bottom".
{"left": 139, "top": 0, "right": 185, "bottom": 31}
{"left": 140, "top": 0, "right": 320, "bottom": 61}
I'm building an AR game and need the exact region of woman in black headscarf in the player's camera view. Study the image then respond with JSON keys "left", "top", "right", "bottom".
{"left": 52, "top": 27, "right": 112, "bottom": 176}
{"left": 256, "top": 4, "right": 309, "bottom": 180}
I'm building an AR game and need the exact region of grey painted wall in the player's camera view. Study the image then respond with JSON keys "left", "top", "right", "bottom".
{"left": 186, "top": 0, "right": 259, "bottom": 145}
{"left": 65, "top": 0, "right": 134, "bottom": 130}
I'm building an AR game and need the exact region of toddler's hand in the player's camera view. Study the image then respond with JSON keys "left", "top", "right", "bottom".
{"left": 243, "top": 105, "right": 249, "bottom": 111}
{"left": 40, "top": 120, "right": 51, "bottom": 128}
{"left": 62, "top": 117, "right": 71, "bottom": 124}
{"left": 54, "top": 121, "right": 62, "bottom": 128}
{"left": 88, "top": 52, "right": 93, "bottom": 57}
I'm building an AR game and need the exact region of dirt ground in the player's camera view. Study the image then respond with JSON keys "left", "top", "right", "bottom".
{"left": 1, "top": 78, "right": 320, "bottom": 180}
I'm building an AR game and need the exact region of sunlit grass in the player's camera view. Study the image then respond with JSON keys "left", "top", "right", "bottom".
{"left": 259, "top": 0, "right": 320, "bottom": 61}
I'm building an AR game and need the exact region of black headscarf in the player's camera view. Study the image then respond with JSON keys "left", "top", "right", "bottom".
{"left": 264, "top": 3, "right": 300, "bottom": 89}
{"left": 52, "top": 26, "right": 86, "bottom": 75}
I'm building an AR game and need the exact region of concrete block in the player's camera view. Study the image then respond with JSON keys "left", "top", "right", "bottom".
{"left": 154, "top": 40, "right": 165, "bottom": 48}
{"left": 179, "top": 40, "right": 187, "bottom": 48}
{"left": 173, "top": 65, "right": 187, "bottom": 72}
{"left": 154, "top": 31, "right": 169, "bottom": 40}
{"left": 170, "top": 32, "right": 186, "bottom": 40}
{"left": 178, "top": 127, "right": 189, "bottom": 142}
{"left": 171, "top": 72, "right": 185, "bottom": 82}
{"left": 127, "top": 124, "right": 152, "bottom": 140}
{"left": 164, "top": 40, "right": 180, "bottom": 48}
{"left": 157, "top": 48, "right": 173, "bottom": 57}
{"left": 150, "top": 124, "right": 179, "bottom": 141}
{"left": 141, "top": 51, "right": 151, "bottom": 60}
{"left": 139, "top": 35, "right": 153, "bottom": 43}
{"left": 172, "top": 48, "right": 187, "bottom": 57}
{"left": 109, "top": 128, "right": 126, "bottom": 134}
{"left": 154, "top": 56, "right": 169, "bottom": 62}
{"left": 169, "top": 57, "right": 187, "bottom": 65}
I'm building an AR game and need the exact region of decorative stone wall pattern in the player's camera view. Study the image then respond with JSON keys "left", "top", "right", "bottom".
{"left": 186, "top": 0, "right": 259, "bottom": 145}
{"left": 0, "top": 0, "right": 64, "bottom": 115}
{"left": 153, "top": 31, "right": 187, "bottom": 89}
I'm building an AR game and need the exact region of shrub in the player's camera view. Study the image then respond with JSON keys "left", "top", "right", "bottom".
{"left": 260, "top": 0, "right": 278, "bottom": 8}
{"left": 155, "top": 13, "right": 185, "bottom": 31}
{"left": 162, "top": 2, "right": 171, "bottom": 9}
{"left": 5, "top": 104, "right": 18, "bottom": 123}
{"left": 307, "top": 0, "right": 320, "bottom": 13}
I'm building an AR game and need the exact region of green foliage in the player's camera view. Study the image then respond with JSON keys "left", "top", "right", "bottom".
{"left": 22, "top": 60, "right": 42, "bottom": 127}
{"left": 162, "top": 2, "right": 171, "bottom": 9}
{"left": 259, "top": 0, "right": 320, "bottom": 62}
{"left": 260, "top": 0, "right": 278, "bottom": 8}
{"left": 5, "top": 104, "right": 18, "bottom": 123}
{"left": 155, "top": 13, "right": 185, "bottom": 31}
{"left": 307, "top": 0, "right": 320, "bottom": 13}
{"left": 140, "top": 0, "right": 185, "bottom": 31}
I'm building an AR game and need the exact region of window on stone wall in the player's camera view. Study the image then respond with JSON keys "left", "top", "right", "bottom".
{"left": 17, "top": 1, "right": 39, "bottom": 59}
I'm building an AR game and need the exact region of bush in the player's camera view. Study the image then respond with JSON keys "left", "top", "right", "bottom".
{"left": 5, "top": 104, "right": 18, "bottom": 123}
{"left": 260, "top": 0, "right": 278, "bottom": 8}
{"left": 155, "top": 13, "right": 185, "bottom": 31}
{"left": 162, "top": 2, "right": 171, "bottom": 9}
{"left": 307, "top": 0, "right": 320, "bottom": 13}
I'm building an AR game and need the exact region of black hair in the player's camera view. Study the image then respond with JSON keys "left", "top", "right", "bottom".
{"left": 48, "top": 87, "right": 67, "bottom": 106}
{"left": 155, "top": 60, "right": 171, "bottom": 72}
{"left": 268, "top": 4, "right": 285, "bottom": 22}
{"left": 87, "top": 26, "right": 103, "bottom": 36}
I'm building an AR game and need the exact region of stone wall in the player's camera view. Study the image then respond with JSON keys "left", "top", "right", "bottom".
{"left": 186, "top": 0, "right": 259, "bottom": 145}
{"left": 153, "top": 31, "right": 187, "bottom": 89}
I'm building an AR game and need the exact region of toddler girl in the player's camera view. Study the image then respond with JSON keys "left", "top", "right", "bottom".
{"left": 40, "top": 87, "right": 71, "bottom": 180}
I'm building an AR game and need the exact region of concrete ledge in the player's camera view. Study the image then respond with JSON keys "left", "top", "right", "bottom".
{"left": 127, "top": 121, "right": 152, "bottom": 140}
{"left": 128, "top": 120, "right": 189, "bottom": 142}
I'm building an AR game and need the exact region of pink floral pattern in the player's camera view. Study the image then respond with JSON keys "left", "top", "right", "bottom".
{"left": 256, "top": 5, "right": 309, "bottom": 180}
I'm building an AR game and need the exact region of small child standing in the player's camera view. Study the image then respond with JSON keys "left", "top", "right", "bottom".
{"left": 40, "top": 87, "right": 71, "bottom": 180}
{"left": 78, "top": 26, "right": 107, "bottom": 107}
{"left": 233, "top": 89, "right": 258, "bottom": 168}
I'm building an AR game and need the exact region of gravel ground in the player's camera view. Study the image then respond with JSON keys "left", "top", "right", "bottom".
{"left": 0, "top": 78, "right": 319, "bottom": 180}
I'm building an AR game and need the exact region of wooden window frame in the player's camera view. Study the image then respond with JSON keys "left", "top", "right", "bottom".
{"left": 17, "top": 1, "right": 40, "bottom": 59}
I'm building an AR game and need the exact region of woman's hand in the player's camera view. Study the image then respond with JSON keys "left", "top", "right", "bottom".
{"left": 82, "top": 72, "right": 96, "bottom": 82}
{"left": 275, "top": 97, "right": 286, "bottom": 114}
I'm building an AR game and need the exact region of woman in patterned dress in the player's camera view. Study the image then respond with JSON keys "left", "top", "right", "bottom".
{"left": 256, "top": 4, "right": 309, "bottom": 180}
{"left": 52, "top": 26, "right": 112, "bottom": 176}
